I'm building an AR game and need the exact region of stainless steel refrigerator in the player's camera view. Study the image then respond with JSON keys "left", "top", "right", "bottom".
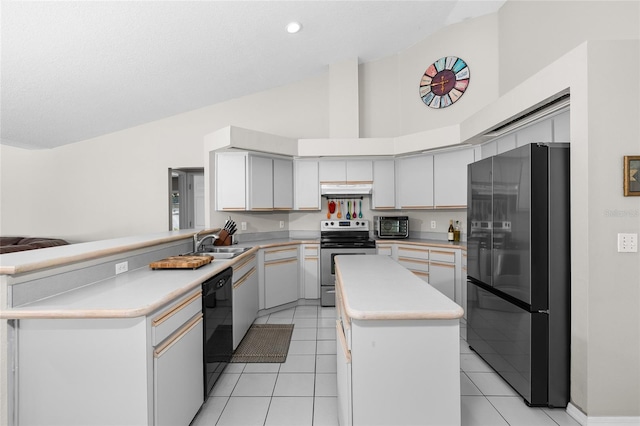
{"left": 466, "top": 143, "right": 570, "bottom": 407}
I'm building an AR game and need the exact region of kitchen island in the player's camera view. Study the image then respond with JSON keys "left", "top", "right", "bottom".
{"left": 334, "top": 255, "right": 463, "bottom": 426}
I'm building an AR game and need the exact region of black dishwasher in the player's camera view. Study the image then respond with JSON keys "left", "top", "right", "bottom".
{"left": 202, "top": 267, "right": 233, "bottom": 399}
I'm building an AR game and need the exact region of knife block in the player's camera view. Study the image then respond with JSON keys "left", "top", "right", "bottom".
{"left": 214, "top": 230, "right": 232, "bottom": 246}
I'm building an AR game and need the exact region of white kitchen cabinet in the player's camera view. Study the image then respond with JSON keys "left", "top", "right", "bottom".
{"left": 433, "top": 147, "right": 475, "bottom": 209}
{"left": 154, "top": 315, "right": 203, "bottom": 426}
{"left": 216, "top": 152, "right": 293, "bottom": 211}
{"left": 263, "top": 247, "right": 299, "bottom": 308}
{"left": 396, "top": 154, "right": 434, "bottom": 209}
{"left": 273, "top": 158, "right": 294, "bottom": 210}
{"left": 215, "top": 152, "right": 247, "bottom": 211}
{"left": 429, "top": 249, "right": 457, "bottom": 302}
{"left": 553, "top": 110, "right": 570, "bottom": 142}
{"left": 232, "top": 254, "right": 258, "bottom": 348}
{"left": 301, "top": 244, "right": 320, "bottom": 299}
{"left": 151, "top": 290, "right": 204, "bottom": 426}
{"left": 375, "top": 242, "right": 393, "bottom": 257}
{"left": 346, "top": 160, "right": 373, "bottom": 182}
{"left": 294, "top": 159, "right": 320, "bottom": 210}
{"left": 248, "top": 154, "right": 274, "bottom": 210}
{"left": 15, "top": 289, "right": 205, "bottom": 426}
{"left": 319, "top": 159, "right": 373, "bottom": 183}
{"left": 396, "top": 244, "right": 430, "bottom": 282}
{"left": 371, "top": 159, "right": 395, "bottom": 209}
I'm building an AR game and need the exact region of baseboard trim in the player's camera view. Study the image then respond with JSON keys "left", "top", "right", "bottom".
{"left": 567, "top": 403, "right": 640, "bottom": 426}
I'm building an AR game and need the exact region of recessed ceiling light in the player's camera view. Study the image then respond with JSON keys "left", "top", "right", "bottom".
{"left": 286, "top": 22, "right": 302, "bottom": 34}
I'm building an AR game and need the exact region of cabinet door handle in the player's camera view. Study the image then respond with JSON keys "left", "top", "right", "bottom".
{"left": 265, "top": 258, "right": 298, "bottom": 267}
{"left": 233, "top": 267, "right": 256, "bottom": 289}
{"left": 233, "top": 254, "right": 256, "bottom": 271}
{"left": 430, "top": 261, "right": 455, "bottom": 269}
{"left": 154, "top": 314, "right": 202, "bottom": 358}
{"left": 152, "top": 291, "right": 201, "bottom": 327}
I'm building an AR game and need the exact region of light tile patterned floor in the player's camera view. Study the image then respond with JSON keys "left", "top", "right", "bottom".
{"left": 191, "top": 305, "right": 580, "bottom": 426}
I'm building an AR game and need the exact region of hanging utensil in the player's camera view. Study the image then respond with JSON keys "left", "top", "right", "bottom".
{"left": 329, "top": 199, "right": 336, "bottom": 214}
{"left": 352, "top": 199, "right": 357, "bottom": 219}
{"left": 327, "top": 198, "right": 331, "bottom": 219}
{"left": 346, "top": 201, "right": 351, "bottom": 220}
{"left": 359, "top": 200, "right": 363, "bottom": 218}
{"left": 337, "top": 200, "right": 342, "bottom": 218}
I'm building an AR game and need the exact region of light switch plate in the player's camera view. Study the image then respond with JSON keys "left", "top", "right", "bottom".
{"left": 430, "top": 221, "right": 437, "bottom": 229}
{"left": 617, "top": 233, "right": 638, "bottom": 252}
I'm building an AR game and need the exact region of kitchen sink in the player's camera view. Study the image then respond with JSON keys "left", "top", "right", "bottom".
{"left": 183, "top": 246, "right": 251, "bottom": 259}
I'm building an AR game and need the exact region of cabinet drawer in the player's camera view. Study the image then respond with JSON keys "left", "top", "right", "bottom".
{"left": 397, "top": 257, "right": 429, "bottom": 273}
{"left": 303, "top": 245, "right": 319, "bottom": 257}
{"left": 396, "top": 245, "right": 429, "bottom": 260}
{"left": 233, "top": 254, "right": 257, "bottom": 283}
{"left": 376, "top": 244, "right": 393, "bottom": 256}
{"left": 152, "top": 290, "right": 202, "bottom": 346}
{"left": 264, "top": 247, "right": 298, "bottom": 262}
{"left": 430, "top": 249, "right": 455, "bottom": 263}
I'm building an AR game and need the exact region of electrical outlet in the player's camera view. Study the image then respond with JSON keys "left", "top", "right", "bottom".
{"left": 617, "top": 233, "right": 638, "bottom": 252}
{"left": 280, "top": 221, "right": 285, "bottom": 229}
{"left": 115, "top": 261, "right": 128, "bottom": 275}
{"left": 241, "top": 222, "right": 247, "bottom": 231}
{"left": 430, "top": 220, "right": 437, "bottom": 229}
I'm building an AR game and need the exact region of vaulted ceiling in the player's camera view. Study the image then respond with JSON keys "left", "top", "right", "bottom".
{"left": 1, "top": 1, "right": 505, "bottom": 150}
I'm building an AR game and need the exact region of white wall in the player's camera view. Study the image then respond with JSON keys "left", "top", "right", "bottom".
{"left": 0, "top": 74, "right": 329, "bottom": 241}
{"left": 498, "top": 0, "right": 640, "bottom": 95}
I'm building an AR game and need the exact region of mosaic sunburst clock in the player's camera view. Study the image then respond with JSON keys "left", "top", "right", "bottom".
{"left": 419, "top": 56, "right": 470, "bottom": 109}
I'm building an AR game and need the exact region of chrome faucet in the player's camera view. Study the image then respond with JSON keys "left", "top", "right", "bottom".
{"left": 193, "top": 230, "right": 219, "bottom": 252}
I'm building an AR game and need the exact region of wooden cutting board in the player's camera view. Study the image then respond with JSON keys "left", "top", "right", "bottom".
{"left": 149, "top": 255, "right": 212, "bottom": 270}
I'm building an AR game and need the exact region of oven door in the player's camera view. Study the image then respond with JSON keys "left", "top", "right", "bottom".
{"left": 320, "top": 248, "right": 376, "bottom": 306}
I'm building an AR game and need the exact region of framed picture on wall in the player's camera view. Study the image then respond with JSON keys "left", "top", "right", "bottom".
{"left": 623, "top": 155, "right": 640, "bottom": 196}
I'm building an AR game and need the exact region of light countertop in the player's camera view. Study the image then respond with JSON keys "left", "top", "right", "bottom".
{"left": 336, "top": 255, "right": 464, "bottom": 321}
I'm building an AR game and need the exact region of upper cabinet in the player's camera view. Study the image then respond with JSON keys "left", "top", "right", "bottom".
{"left": 248, "top": 155, "right": 274, "bottom": 211}
{"left": 294, "top": 159, "right": 320, "bottom": 210}
{"left": 396, "top": 155, "right": 434, "bottom": 209}
{"left": 215, "top": 152, "right": 247, "bottom": 211}
{"left": 273, "top": 158, "right": 293, "bottom": 210}
{"left": 371, "top": 159, "right": 395, "bottom": 210}
{"left": 215, "top": 152, "right": 293, "bottom": 212}
{"left": 433, "top": 147, "right": 476, "bottom": 209}
{"left": 319, "top": 160, "right": 373, "bottom": 183}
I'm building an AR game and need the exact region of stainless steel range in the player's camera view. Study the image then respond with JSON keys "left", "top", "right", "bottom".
{"left": 320, "top": 220, "right": 376, "bottom": 306}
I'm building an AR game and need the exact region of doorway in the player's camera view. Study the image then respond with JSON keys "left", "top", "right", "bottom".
{"left": 169, "top": 168, "right": 205, "bottom": 230}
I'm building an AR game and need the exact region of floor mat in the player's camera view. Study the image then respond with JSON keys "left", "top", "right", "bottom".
{"left": 230, "top": 324, "right": 294, "bottom": 363}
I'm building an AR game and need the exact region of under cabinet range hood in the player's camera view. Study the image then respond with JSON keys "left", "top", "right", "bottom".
{"left": 320, "top": 183, "right": 373, "bottom": 195}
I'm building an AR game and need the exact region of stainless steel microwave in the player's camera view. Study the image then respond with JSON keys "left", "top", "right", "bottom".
{"left": 374, "top": 216, "right": 409, "bottom": 239}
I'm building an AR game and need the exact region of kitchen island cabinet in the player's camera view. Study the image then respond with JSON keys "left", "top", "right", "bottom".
{"left": 335, "top": 255, "right": 463, "bottom": 426}
{"left": 15, "top": 288, "right": 204, "bottom": 426}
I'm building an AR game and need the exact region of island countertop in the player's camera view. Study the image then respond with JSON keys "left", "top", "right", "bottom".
{"left": 335, "top": 255, "right": 464, "bottom": 321}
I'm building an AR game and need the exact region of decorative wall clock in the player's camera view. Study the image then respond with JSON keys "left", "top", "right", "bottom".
{"left": 419, "top": 56, "right": 470, "bottom": 109}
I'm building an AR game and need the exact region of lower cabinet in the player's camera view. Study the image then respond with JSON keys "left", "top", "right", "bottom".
{"left": 263, "top": 246, "right": 299, "bottom": 309}
{"left": 15, "top": 289, "right": 205, "bottom": 426}
{"left": 232, "top": 254, "right": 259, "bottom": 349}
{"left": 151, "top": 289, "right": 204, "bottom": 426}
{"left": 153, "top": 315, "right": 204, "bottom": 426}
{"left": 392, "top": 243, "right": 462, "bottom": 306}
{"left": 428, "top": 261, "right": 456, "bottom": 301}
